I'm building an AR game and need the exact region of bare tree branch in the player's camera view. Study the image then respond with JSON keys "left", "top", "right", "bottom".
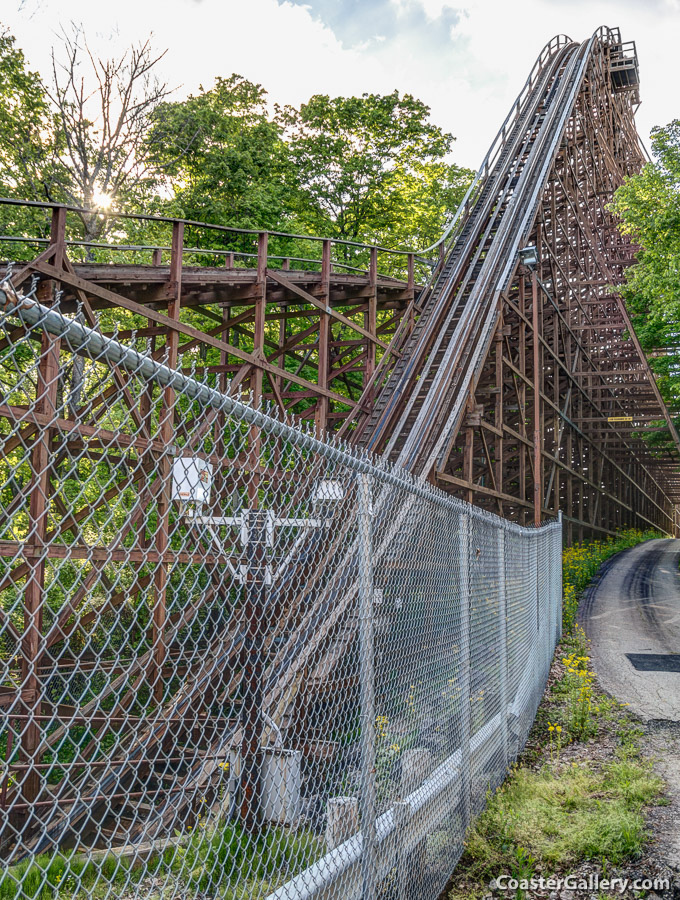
{"left": 48, "top": 24, "right": 170, "bottom": 242}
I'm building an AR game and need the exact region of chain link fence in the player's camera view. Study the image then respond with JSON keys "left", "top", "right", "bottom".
{"left": 0, "top": 273, "right": 562, "bottom": 899}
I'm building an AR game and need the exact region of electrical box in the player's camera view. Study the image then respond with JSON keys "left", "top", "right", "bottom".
{"left": 313, "top": 479, "right": 345, "bottom": 502}
{"left": 171, "top": 457, "right": 213, "bottom": 505}
{"left": 262, "top": 748, "right": 302, "bottom": 826}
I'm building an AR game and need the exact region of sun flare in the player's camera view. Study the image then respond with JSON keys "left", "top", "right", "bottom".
{"left": 92, "top": 190, "right": 112, "bottom": 209}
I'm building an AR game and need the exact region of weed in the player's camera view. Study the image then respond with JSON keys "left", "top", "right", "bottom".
{"left": 0, "top": 823, "right": 322, "bottom": 899}
{"left": 547, "top": 721, "right": 563, "bottom": 762}
{"left": 561, "top": 529, "right": 662, "bottom": 633}
{"left": 510, "top": 846, "right": 536, "bottom": 899}
{"left": 458, "top": 760, "right": 658, "bottom": 882}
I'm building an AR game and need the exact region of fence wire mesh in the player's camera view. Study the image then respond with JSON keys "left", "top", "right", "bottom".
{"left": 0, "top": 274, "right": 562, "bottom": 900}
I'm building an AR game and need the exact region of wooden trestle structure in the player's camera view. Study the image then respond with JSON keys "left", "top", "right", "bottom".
{"left": 1, "top": 28, "right": 679, "bottom": 546}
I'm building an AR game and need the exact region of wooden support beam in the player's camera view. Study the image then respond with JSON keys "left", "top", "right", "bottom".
{"left": 27, "top": 259, "right": 360, "bottom": 409}
{"left": 315, "top": 240, "right": 331, "bottom": 436}
{"left": 151, "top": 220, "right": 183, "bottom": 704}
{"left": 266, "top": 267, "right": 391, "bottom": 351}
{"left": 19, "top": 206, "right": 65, "bottom": 821}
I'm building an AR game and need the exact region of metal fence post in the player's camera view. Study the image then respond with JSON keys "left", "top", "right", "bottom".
{"left": 556, "top": 512, "right": 563, "bottom": 642}
{"left": 397, "top": 748, "right": 432, "bottom": 899}
{"left": 534, "top": 531, "right": 541, "bottom": 688}
{"left": 497, "top": 527, "right": 509, "bottom": 769}
{"left": 240, "top": 509, "right": 269, "bottom": 833}
{"left": 358, "top": 473, "right": 376, "bottom": 898}
{"left": 547, "top": 527, "right": 554, "bottom": 656}
{"left": 459, "top": 513, "right": 472, "bottom": 829}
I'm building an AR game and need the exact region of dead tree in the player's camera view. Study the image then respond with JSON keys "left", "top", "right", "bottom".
{"left": 49, "top": 26, "right": 169, "bottom": 243}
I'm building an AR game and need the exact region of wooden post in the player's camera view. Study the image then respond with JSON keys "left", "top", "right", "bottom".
{"left": 407, "top": 253, "right": 416, "bottom": 334}
{"left": 407, "top": 253, "right": 415, "bottom": 294}
{"left": 365, "top": 247, "right": 378, "bottom": 406}
{"left": 247, "top": 232, "right": 268, "bottom": 505}
{"left": 314, "top": 239, "right": 331, "bottom": 436}
{"left": 325, "top": 797, "right": 359, "bottom": 850}
{"left": 152, "top": 220, "right": 183, "bottom": 704}
{"left": 464, "top": 391, "right": 475, "bottom": 505}
{"left": 19, "top": 206, "right": 66, "bottom": 818}
{"left": 495, "top": 308, "right": 504, "bottom": 516}
{"left": 518, "top": 277, "right": 527, "bottom": 524}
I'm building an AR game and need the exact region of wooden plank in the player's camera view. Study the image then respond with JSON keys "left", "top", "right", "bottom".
{"left": 28, "top": 259, "right": 363, "bottom": 409}
{"left": 0, "top": 540, "right": 238, "bottom": 566}
{"left": 266, "top": 267, "right": 392, "bottom": 351}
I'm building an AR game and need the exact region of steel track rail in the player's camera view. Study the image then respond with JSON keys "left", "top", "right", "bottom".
{"left": 382, "top": 44, "right": 578, "bottom": 464}
{"left": 364, "top": 29, "right": 626, "bottom": 482}
{"left": 354, "top": 41, "right": 576, "bottom": 455}
{"left": 401, "top": 41, "right": 591, "bottom": 473}
{"left": 346, "top": 36, "right": 574, "bottom": 445}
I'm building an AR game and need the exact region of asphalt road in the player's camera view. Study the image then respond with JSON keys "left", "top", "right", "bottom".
{"left": 579, "top": 538, "right": 680, "bottom": 723}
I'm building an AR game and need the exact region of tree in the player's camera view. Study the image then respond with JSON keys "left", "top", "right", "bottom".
{"left": 611, "top": 119, "right": 680, "bottom": 442}
{"left": 279, "top": 91, "right": 473, "bottom": 251}
{"left": 0, "top": 25, "right": 169, "bottom": 243}
{"left": 148, "top": 75, "right": 289, "bottom": 235}
{"left": 48, "top": 26, "right": 169, "bottom": 241}
{"left": 0, "top": 27, "right": 61, "bottom": 200}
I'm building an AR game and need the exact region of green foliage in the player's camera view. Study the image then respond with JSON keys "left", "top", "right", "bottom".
{"left": 611, "top": 120, "right": 680, "bottom": 447}
{"left": 0, "top": 851, "right": 131, "bottom": 900}
{"left": 456, "top": 759, "right": 659, "bottom": 882}
{"left": 148, "top": 75, "right": 290, "bottom": 235}
{"left": 169, "top": 821, "right": 322, "bottom": 897}
{"left": 0, "top": 24, "right": 471, "bottom": 254}
{"left": 279, "top": 90, "right": 473, "bottom": 249}
{"left": 555, "top": 630, "right": 598, "bottom": 741}
{"left": 0, "top": 27, "right": 66, "bottom": 251}
{"left": 0, "top": 823, "right": 322, "bottom": 899}
{"left": 0, "top": 27, "right": 60, "bottom": 201}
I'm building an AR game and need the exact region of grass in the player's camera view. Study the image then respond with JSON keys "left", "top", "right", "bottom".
{"left": 447, "top": 528, "right": 667, "bottom": 900}
{"left": 0, "top": 822, "right": 323, "bottom": 900}
{"left": 0, "top": 855, "right": 132, "bottom": 900}
{"left": 166, "top": 821, "right": 322, "bottom": 898}
{"left": 460, "top": 759, "right": 660, "bottom": 876}
{"left": 449, "top": 641, "right": 663, "bottom": 899}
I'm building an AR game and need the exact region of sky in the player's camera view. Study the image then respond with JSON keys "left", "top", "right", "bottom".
{"left": 4, "top": 0, "right": 680, "bottom": 170}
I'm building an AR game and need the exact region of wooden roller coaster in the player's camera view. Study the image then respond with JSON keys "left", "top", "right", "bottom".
{"left": 1, "top": 24, "right": 679, "bottom": 865}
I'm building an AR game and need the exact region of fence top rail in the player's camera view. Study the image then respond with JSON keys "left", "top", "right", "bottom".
{"left": 0, "top": 273, "right": 559, "bottom": 537}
